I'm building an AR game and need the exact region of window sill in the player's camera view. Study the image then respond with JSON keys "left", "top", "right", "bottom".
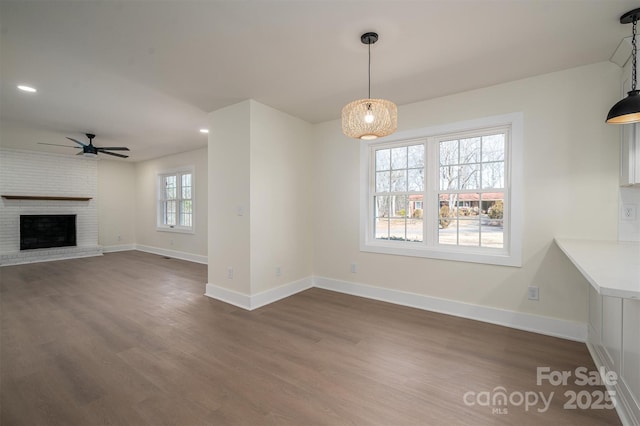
{"left": 361, "top": 240, "right": 521, "bottom": 267}
{"left": 156, "top": 226, "right": 194, "bottom": 235}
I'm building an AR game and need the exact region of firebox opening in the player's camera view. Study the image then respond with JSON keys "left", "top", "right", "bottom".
{"left": 20, "top": 214, "right": 77, "bottom": 250}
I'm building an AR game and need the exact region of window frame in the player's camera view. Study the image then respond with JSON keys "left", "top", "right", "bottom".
{"left": 156, "top": 166, "right": 195, "bottom": 234}
{"left": 360, "top": 113, "right": 523, "bottom": 267}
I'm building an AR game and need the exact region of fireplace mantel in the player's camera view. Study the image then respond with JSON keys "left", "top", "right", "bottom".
{"left": 2, "top": 195, "right": 92, "bottom": 201}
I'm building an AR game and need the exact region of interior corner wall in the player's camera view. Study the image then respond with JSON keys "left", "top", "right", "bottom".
{"left": 98, "top": 159, "right": 136, "bottom": 248}
{"left": 249, "top": 100, "right": 313, "bottom": 294}
{"left": 208, "top": 101, "right": 252, "bottom": 295}
{"left": 206, "top": 100, "right": 314, "bottom": 299}
{"left": 134, "top": 147, "right": 208, "bottom": 258}
{"left": 312, "top": 61, "right": 622, "bottom": 324}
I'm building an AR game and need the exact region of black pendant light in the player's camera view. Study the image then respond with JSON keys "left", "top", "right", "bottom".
{"left": 607, "top": 8, "right": 640, "bottom": 124}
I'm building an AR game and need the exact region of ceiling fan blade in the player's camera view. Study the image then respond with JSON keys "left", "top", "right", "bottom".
{"left": 38, "top": 142, "right": 80, "bottom": 148}
{"left": 96, "top": 147, "right": 130, "bottom": 151}
{"left": 100, "top": 151, "right": 129, "bottom": 158}
{"left": 76, "top": 151, "right": 85, "bottom": 156}
{"left": 66, "top": 137, "right": 88, "bottom": 147}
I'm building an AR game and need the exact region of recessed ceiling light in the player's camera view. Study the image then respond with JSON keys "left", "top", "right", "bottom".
{"left": 200, "top": 129, "right": 209, "bottom": 134}
{"left": 17, "top": 85, "right": 37, "bottom": 93}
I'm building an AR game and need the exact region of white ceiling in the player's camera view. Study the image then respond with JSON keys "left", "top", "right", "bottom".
{"left": 0, "top": 0, "right": 636, "bottom": 161}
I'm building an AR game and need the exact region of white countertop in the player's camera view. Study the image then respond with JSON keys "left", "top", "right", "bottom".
{"left": 555, "top": 238, "right": 640, "bottom": 300}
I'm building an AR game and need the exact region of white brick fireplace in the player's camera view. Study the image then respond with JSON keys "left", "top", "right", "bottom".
{"left": 0, "top": 148, "right": 102, "bottom": 265}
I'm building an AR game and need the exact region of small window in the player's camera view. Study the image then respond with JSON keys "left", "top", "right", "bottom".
{"left": 157, "top": 168, "right": 194, "bottom": 233}
{"left": 361, "top": 113, "right": 523, "bottom": 267}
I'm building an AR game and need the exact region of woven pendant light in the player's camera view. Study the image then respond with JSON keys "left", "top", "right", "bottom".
{"left": 342, "top": 32, "right": 397, "bottom": 140}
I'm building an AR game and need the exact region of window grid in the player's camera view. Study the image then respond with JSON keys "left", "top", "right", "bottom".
{"left": 436, "top": 131, "right": 507, "bottom": 250}
{"left": 368, "top": 126, "right": 510, "bottom": 254}
{"left": 372, "top": 142, "right": 425, "bottom": 243}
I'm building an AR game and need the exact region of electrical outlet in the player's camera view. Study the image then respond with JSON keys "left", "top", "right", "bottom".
{"left": 621, "top": 204, "right": 637, "bottom": 221}
{"left": 276, "top": 266, "right": 281, "bottom": 277}
{"left": 528, "top": 286, "right": 539, "bottom": 301}
{"left": 227, "top": 267, "right": 233, "bottom": 279}
{"left": 350, "top": 263, "right": 357, "bottom": 273}
{"left": 169, "top": 239, "right": 174, "bottom": 246}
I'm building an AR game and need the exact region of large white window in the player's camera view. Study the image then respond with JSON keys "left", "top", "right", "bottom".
{"left": 157, "top": 168, "right": 194, "bottom": 233}
{"left": 361, "top": 113, "right": 522, "bottom": 266}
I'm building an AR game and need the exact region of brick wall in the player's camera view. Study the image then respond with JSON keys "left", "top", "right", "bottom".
{"left": 0, "top": 148, "right": 101, "bottom": 265}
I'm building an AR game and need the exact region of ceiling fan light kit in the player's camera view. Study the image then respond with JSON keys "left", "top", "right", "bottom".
{"left": 607, "top": 8, "right": 640, "bottom": 124}
{"left": 342, "top": 32, "right": 398, "bottom": 140}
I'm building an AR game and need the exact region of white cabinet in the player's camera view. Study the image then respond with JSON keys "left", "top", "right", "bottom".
{"left": 588, "top": 292, "right": 640, "bottom": 425}
{"left": 622, "top": 298, "right": 640, "bottom": 406}
{"left": 602, "top": 296, "right": 623, "bottom": 372}
{"left": 556, "top": 238, "right": 640, "bottom": 424}
{"left": 588, "top": 285, "right": 602, "bottom": 344}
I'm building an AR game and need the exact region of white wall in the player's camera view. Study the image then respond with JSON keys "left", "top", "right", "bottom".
{"left": 135, "top": 147, "right": 208, "bottom": 259}
{"left": 249, "top": 101, "right": 313, "bottom": 294}
{"left": 207, "top": 100, "right": 314, "bottom": 300}
{"left": 208, "top": 101, "right": 252, "bottom": 294}
{"left": 312, "top": 61, "right": 622, "bottom": 324}
{"left": 619, "top": 187, "right": 640, "bottom": 241}
{"left": 97, "top": 159, "right": 136, "bottom": 248}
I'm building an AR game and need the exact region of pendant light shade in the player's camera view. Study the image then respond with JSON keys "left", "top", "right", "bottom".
{"left": 606, "top": 90, "right": 640, "bottom": 124}
{"left": 342, "top": 32, "right": 397, "bottom": 140}
{"left": 342, "top": 98, "right": 398, "bottom": 140}
{"left": 607, "top": 8, "right": 640, "bottom": 124}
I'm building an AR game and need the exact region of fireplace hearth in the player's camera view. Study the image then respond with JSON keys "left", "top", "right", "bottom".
{"left": 20, "top": 214, "right": 77, "bottom": 250}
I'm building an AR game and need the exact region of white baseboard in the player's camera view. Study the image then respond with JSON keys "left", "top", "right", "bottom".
{"left": 204, "top": 283, "right": 251, "bottom": 309}
{"left": 205, "top": 277, "right": 313, "bottom": 310}
{"left": 135, "top": 244, "right": 207, "bottom": 264}
{"left": 102, "top": 244, "right": 136, "bottom": 253}
{"left": 313, "top": 276, "right": 588, "bottom": 342}
{"left": 250, "top": 277, "right": 314, "bottom": 310}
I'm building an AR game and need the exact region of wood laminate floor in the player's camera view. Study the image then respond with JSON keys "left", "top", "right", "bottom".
{"left": 1, "top": 251, "right": 621, "bottom": 425}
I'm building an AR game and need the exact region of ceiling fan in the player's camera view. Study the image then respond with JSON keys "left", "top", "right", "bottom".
{"left": 39, "top": 133, "right": 130, "bottom": 158}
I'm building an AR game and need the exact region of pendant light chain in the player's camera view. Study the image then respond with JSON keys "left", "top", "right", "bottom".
{"left": 633, "top": 16, "right": 637, "bottom": 91}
